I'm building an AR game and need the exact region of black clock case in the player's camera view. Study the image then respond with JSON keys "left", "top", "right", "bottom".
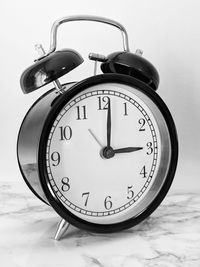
{"left": 17, "top": 73, "right": 178, "bottom": 233}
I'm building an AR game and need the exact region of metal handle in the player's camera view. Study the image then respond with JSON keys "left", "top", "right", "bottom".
{"left": 45, "top": 15, "right": 130, "bottom": 57}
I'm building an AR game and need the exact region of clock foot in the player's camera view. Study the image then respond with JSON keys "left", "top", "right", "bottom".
{"left": 54, "top": 218, "right": 70, "bottom": 241}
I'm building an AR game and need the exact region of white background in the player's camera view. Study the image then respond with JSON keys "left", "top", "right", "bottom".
{"left": 0, "top": 0, "right": 199, "bottom": 192}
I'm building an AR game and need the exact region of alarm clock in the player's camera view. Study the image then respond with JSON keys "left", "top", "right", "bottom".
{"left": 17, "top": 15, "right": 178, "bottom": 240}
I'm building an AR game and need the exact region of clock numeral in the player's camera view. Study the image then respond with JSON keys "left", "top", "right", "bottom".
{"left": 127, "top": 185, "right": 134, "bottom": 199}
{"left": 123, "top": 102, "right": 128, "bottom": 116}
{"left": 61, "top": 177, "right": 70, "bottom": 192}
{"left": 82, "top": 192, "right": 90, "bottom": 206}
{"left": 59, "top": 126, "right": 72, "bottom": 140}
{"left": 138, "top": 118, "right": 146, "bottom": 131}
{"left": 140, "top": 165, "right": 147, "bottom": 178}
{"left": 98, "top": 96, "right": 110, "bottom": 110}
{"left": 76, "top": 105, "right": 87, "bottom": 120}
{"left": 104, "top": 196, "right": 112, "bottom": 210}
{"left": 51, "top": 151, "right": 60, "bottom": 166}
{"left": 146, "top": 142, "right": 153, "bottom": 155}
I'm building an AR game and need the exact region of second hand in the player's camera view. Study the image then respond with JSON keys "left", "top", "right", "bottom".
{"left": 88, "top": 129, "right": 103, "bottom": 148}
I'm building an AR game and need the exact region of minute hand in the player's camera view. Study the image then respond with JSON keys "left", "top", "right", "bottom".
{"left": 113, "top": 147, "right": 143, "bottom": 154}
{"left": 107, "top": 98, "right": 111, "bottom": 147}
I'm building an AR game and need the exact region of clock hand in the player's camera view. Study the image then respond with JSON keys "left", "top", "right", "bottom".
{"left": 88, "top": 129, "right": 103, "bottom": 148}
{"left": 107, "top": 98, "right": 111, "bottom": 148}
{"left": 113, "top": 147, "right": 143, "bottom": 154}
{"left": 102, "top": 146, "right": 143, "bottom": 159}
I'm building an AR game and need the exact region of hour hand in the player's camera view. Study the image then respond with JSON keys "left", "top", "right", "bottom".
{"left": 113, "top": 147, "right": 143, "bottom": 154}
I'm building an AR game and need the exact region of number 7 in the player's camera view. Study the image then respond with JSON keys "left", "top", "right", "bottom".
{"left": 82, "top": 192, "right": 90, "bottom": 206}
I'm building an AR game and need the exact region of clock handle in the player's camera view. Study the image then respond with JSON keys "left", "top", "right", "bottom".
{"left": 43, "top": 15, "right": 130, "bottom": 58}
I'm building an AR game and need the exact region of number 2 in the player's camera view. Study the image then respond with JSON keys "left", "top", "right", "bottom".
{"left": 138, "top": 118, "right": 145, "bottom": 131}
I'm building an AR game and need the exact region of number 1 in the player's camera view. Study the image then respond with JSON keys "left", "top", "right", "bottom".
{"left": 124, "top": 102, "right": 128, "bottom": 116}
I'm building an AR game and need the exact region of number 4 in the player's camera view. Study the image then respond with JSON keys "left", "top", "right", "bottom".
{"left": 140, "top": 165, "right": 147, "bottom": 178}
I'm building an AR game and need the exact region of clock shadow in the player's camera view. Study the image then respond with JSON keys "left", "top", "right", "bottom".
{"left": 25, "top": 214, "right": 161, "bottom": 267}
{"left": 53, "top": 214, "right": 158, "bottom": 244}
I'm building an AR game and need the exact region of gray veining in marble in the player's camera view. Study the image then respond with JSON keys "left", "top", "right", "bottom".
{"left": 0, "top": 181, "right": 199, "bottom": 267}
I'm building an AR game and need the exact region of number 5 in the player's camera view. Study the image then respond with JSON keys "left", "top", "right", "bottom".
{"left": 127, "top": 186, "right": 134, "bottom": 199}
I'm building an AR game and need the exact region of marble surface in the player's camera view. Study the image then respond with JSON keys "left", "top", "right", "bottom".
{"left": 0, "top": 181, "right": 200, "bottom": 267}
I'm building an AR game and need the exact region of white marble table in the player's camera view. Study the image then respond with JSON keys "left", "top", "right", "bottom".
{"left": 0, "top": 181, "right": 199, "bottom": 267}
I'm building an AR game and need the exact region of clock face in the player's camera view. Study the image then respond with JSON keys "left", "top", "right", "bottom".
{"left": 45, "top": 82, "right": 171, "bottom": 224}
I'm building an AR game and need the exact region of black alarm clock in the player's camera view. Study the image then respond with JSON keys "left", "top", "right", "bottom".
{"left": 17, "top": 15, "right": 178, "bottom": 240}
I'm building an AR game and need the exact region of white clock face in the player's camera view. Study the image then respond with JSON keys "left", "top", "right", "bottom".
{"left": 46, "top": 83, "right": 171, "bottom": 224}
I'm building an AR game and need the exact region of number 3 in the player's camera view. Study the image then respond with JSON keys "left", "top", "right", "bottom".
{"left": 146, "top": 142, "right": 153, "bottom": 155}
